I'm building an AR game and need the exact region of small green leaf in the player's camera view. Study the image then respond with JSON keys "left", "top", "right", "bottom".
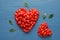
{"left": 48, "top": 13, "right": 54, "bottom": 19}
{"left": 42, "top": 13, "right": 46, "bottom": 19}
{"left": 24, "top": 2, "right": 28, "bottom": 7}
{"left": 9, "top": 20, "right": 13, "bottom": 25}
{"left": 10, "top": 28, "right": 16, "bottom": 32}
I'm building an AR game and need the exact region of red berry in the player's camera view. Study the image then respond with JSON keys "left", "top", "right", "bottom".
{"left": 47, "top": 29, "right": 52, "bottom": 36}
{"left": 20, "top": 8, "right": 27, "bottom": 13}
{"left": 43, "top": 32, "right": 47, "bottom": 37}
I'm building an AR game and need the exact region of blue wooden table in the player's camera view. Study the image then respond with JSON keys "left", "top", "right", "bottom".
{"left": 0, "top": 0, "right": 60, "bottom": 40}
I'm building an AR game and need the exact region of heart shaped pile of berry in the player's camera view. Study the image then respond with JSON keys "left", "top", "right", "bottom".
{"left": 38, "top": 22, "right": 52, "bottom": 37}
{"left": 14, "top": 8, "right": 39, "bottom": 32}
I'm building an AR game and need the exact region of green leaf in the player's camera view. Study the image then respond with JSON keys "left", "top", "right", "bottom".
{"left": 24, "top": 2, "right": 28, "bottom": 7}
{"left": 48, "top": 13, "right": 54, "bottom": 19}
{"left": 10, "top": 28, "right": 16, "bottom": 32}
{"left": 9, "top": 20, "right": 13, "bottom": 25}
{"left": 42, "top": 13, "right": 46, "bottom": 19}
